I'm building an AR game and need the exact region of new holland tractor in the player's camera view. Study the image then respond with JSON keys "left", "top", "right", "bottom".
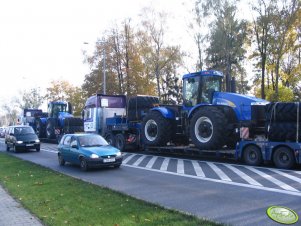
{"left": 24, "top": 101, "right": 84, "bottom": 141}
{"left": 141, "top": 70, "right": 268, "bottom": 150}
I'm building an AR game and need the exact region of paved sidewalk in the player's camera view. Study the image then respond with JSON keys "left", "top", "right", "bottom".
{"left": 0, "top": 185, "right": 43, "bottom": 226}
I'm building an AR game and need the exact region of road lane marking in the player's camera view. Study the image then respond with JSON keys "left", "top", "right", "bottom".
{"left": 124, "top": 164, "right": 301, "bottom": 197}
{"left": 268, "top": 168, "right": 301, "bottom": 184}
{"left": 160, "top": 158, "right": 170, "bottom": 171}
{"left": 225, "top": 164, "right": 262, "bottom": 186}
{"left": 177, "top": 159, "right": 184, "bottom": 174}
{"left": 207, "top": 162, "right": 232, "bottom": 182}
{"left": 132, "top": 155, "right": 147, "bottom": 166}
{"left": 145, "top": 156, "right": 158, "bottom": 169}
{"left": 41, "top": 149, "right": 58, "bottom": 154}
{"left": 244, "top": 166, "right": 299, "bottom": 192}
{"left": 191, "top": 161, "right": 205, "bottom": 177}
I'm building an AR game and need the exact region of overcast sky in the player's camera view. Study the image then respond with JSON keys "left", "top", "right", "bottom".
{"left": 0, "top": 0, "right": 195, "bottom": 106}
{"left": 0, "top": 0, "right": 252, "bottom": 112}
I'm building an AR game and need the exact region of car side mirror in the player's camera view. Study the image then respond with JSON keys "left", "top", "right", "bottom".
{"left": 71, "top": 144, "right": 78, "bottom": 149}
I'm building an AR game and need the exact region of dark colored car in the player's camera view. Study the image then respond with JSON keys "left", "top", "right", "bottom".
{"left": 58, "top": 133, "right": 123, "bottom": 171}
{"left": 5, "top": 125, "right": 40, "bottom": 152}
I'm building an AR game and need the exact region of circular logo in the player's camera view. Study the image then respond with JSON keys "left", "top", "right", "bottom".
{"left": 267, "top": 206, "right": 299, "bottom": 225}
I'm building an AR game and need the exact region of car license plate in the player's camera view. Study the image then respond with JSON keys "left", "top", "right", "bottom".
{"left": 103, "top": 158, "right": 115, "bottom": 163}
{"left": 26, "top": 144, "right": 34, "bottom": 146}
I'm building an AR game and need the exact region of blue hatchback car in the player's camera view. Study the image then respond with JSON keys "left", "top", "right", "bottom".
{"left": 58, "top": 133, "right": 122, "bottom": 171}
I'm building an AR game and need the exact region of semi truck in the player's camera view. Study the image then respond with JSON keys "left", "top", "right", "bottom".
{"left": 22, "top": 101, "right": 84, "bottom": 142}
{"left": 83, "top": 70, "right": 301, "bottom": 169}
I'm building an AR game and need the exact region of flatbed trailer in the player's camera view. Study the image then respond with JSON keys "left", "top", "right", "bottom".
{"left": 236, "top": 140, "right": 301, "bottom": 169}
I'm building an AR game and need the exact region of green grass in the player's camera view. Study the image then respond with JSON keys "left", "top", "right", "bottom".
{"left": 0, "top": 153, "right": 222, "bottom": 226}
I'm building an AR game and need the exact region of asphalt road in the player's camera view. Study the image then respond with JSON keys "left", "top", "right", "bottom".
{"left": 0, "top": 140, "right": 300, "bottom": 226}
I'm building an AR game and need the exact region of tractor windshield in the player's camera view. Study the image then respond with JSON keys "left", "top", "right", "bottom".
{"left": 183, "top": 75, "right": 221, "bottom": 107}
{"left": 183, "top": 77, "right": 200, "bottom": 107}
{"left": 201, "top": 76, "right": 221, "bottom": 103}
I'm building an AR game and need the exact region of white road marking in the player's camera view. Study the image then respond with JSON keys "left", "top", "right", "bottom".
{"left": 145, "top": 156, "right": 158, "bottom": 169}
{"left": 177, "top": 159, "right": 185, "bottom": 174}
{"left": 132, "top": 155, "right": 147, "bottom": 166}
{"left": 160, "top": 158, "right": 170, "bottom": 171}
{"left": 122, "top": 154, "right": 136, "bottom": 164}
{"left": 225, "top": 164, "right": 262, "bottom": 186}
{"left": 207, "top": 162, "right": 232, "bottom": 182}
{"left": 268, "top": 168, "right": 301, "bottom": 184}
{"left": 124, "top": 164, "right": 301, "bottom": 197}
{"left": 41, "top": 149, "right": 58, "bottom": 154}
{"left": 245, "top": 166, "right": 299, "bottom": 192}
{"left": 191, "top": 161, "right": 205, "bottom": 177}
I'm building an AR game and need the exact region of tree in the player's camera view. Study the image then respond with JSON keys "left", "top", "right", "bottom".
{"left": 206, "top": 0, "right": 248, "bottom": 92}
{"left": 250, "top": 0, "right": 275, "bottom": 99}
{"left": 45, "top": 80, "right": 85, "bottom": 116}
{"left": 17, "top": 87, "right": 44, "bottom": 109}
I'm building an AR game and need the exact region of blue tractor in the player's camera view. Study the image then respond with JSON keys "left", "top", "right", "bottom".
{"left": 28, "top": 101, "right": 84, "bottom": 140}
{"left": 141, "top": 70, "right": 268, "bottom": 150}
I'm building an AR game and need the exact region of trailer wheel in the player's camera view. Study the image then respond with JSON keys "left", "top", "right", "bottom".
{"left": 243, "top": 145, "right": 263, "bottom": 166}
{"left": 273, "top": 147, "right": 295, "bottom": 169}
{"left": 35, "top": 118, "right": 45, "bottom": 138}
{"left": 105, "top": 133, "right": 115, "bottom": 146}
{"left": 46, "top": 118, "right": 56, "bottom": 139}
{"left": 190, "top": 108, "right": 226, "bottom": 150}
{"left": 141, "top": 111, "right": 172, "bottom": 146}
{"left": 115, "top": 133, "right": 125, "bottom": 151}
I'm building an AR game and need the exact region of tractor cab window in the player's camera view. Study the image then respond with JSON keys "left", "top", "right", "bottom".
{"left": 183, "top": 77, "right": 200, "bottom": 107}
{"left": 201, "top": 76, "right": 221, "bottom": 103}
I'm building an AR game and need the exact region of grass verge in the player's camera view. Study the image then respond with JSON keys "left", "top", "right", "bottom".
{"left": 0, "top": 153, "right": 222, "bottom": 226}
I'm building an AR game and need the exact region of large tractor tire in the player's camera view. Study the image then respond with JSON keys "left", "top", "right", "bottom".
{"left": 64, "top": 118, "right": 84, "bottom": 134}
{"left": 46, "top": 118, "right": 57, "bottom": 139}
{"left": 35, "top": 118, "right": 46, "bottom": 138}
{"left": 190, "top": 108, "right": 227, "bottom": 150}
{"left": 266, "top": 102, "right": 301, "bottom": 122}
{"left": 267, "top": 122, "right": 301, "bottom": 142}
{"left": 141, "top": 111, "right": 172, "bottom": 146}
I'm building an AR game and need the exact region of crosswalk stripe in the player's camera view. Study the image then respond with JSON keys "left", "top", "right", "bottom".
{"left": 207, "top": 162, "right": 232, "bottom": 181}
{"left": 145, "top": 156, "right": 158, "bottom": 169}
{"left": 160, "top": 158, "right": 170, "bottom": 171}
{"left": 225, "top": 164, "right": 262, "bottom": 186}
{"left": 268, "top": 169, "right": 301, "bottom": 184}
{"left": 177, "top": 159, "right": 185, "bottom": 174}
{"left": 295, "top": 172, "right": 301, "bottom": 175}
{"left": 132, "top": 155, "right": 147, "bottom": 166}
{"left": 191, "top": 161, "right": 205, "bottom": 177}
{"left": 245, "top": 166, "right": 299, "bottom": 192}
{"left": 122, "top": 154, "right": 136, "bottom": 164}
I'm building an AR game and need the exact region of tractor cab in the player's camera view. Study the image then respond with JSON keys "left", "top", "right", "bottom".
{"left": 183, "top": 70, "right": 223, "bottom": 107}
{"left": 48, "top": 101, "right": 73, "bottom": 118}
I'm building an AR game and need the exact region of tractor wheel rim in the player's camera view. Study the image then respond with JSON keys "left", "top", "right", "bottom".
{"left": 145, "top": 119, "right": 158, "bottom": 141}
{"left": 195, "top": 116, "right": 213, "bottom": 143}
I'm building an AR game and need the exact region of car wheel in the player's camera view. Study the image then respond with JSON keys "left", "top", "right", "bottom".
{"left": 58, "top": 154, "right": 65, "bottom": 166}
{"left": 114, "top": 164, "right": 121, "bottom": 168}
{"left": 80, "top": 157, "right": 88, "bottom": 171}
{"left": 36, "top": 146, "right": 40, "bottom": 152}
{"left": 6, "top": 144, "right": 10, "bottom": 152}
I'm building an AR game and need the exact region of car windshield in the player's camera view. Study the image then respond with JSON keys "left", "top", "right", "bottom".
{"left": 78, "top": 135, "right": 109, "bottom": 147}
{"left": 14, "top": 127, "right": 35, "bottom": 135}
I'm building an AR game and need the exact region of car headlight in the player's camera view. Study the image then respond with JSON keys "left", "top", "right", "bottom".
{"left": 16, "top": 141, "right": 23, "bottom": 144}
{"left": 35, "top": 139, "right": 40, "bottom": 143}
{"left": 90, "top": 154, "right": 99, "bottom": 159}
{"left": 116, "top": 151, "right": 122, "bottom": 157}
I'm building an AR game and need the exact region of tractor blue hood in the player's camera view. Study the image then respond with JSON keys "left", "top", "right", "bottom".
{"left": 212, "top": 92, "right": 268, "bottom": 121}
